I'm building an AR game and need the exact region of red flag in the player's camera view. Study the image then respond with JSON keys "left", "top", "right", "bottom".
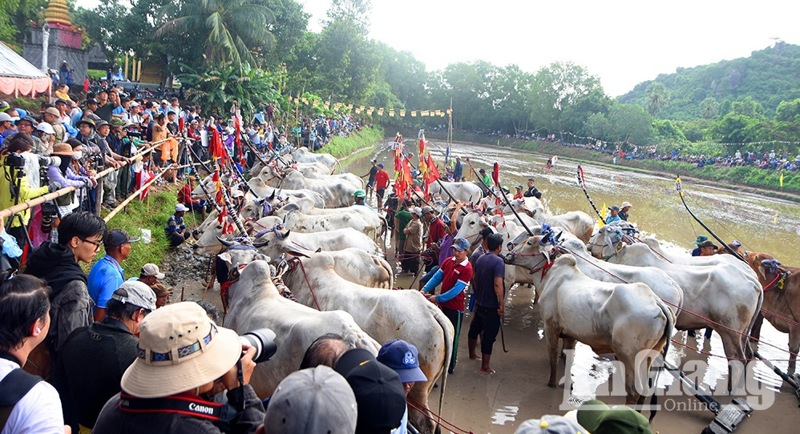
{"left": 426, "top": 154, "right": 440, "bottom": 183}
{"left": 212, "top": 170, "right": 223, "bottom": 204}
{"left": 179, "top": 116, "right": 184, "bottom": 133}
{"left": 209, "top": 128, "right": 226, "bottom": 160}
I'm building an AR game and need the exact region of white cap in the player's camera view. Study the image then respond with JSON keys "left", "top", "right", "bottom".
{"left": 175, "top": 204, "right": 189, "bottom": 212}
{"left": 36, "top": 122, "right": 56, "bottom": 135}
{"left": 141, "top": 263, "right": 166, "bottom": 279}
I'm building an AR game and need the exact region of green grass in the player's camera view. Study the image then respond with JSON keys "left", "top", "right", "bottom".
{"left": 86, "top": 187, "right": 185, "bottom": 276}
{"left": 88, "top": 69, "right": 107, "bottom": 80}
{"left": 319, "top": 126, "right": 385, "bottom": 158}
{"left": 9, "top": 96, "right": 47, "bottom": 113}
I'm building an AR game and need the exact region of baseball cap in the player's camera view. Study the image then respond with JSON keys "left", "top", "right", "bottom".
{"left": 44, "top": 107, "right": 61, "bottom": 117}
{"left": 479, "top": 226, "right": 497, "bottom": 239}
{"left": 452, "top": 238, "right": 470, "bottom": 252}
{"left": 264, "top": 366, "right": 358, "bottom": 434}
{"left": 377, "top": 163, "right": 384, "bottom": 168}
{"left": 411, "top": 208, "right": 422, "bottom": 217}
{"left": 693, "top": 235, "right": 709, "bottom": 245}
{"left": 698, "top": 240, "right": 718, "bottom": 249}
{"left": 421, "top": 206, "right": 434, "bottom": 215}
{"left": 111, "top": 281, "right": 157, "bottom": 311}
{"left": 577, "top": 400, "right": 652, "bottom": 434}
{"left": 129, "top": 101, "right": 139, "bottom": 107}
{"left": 15, "top": 116, "right": 36, "bottom": 126}
{"left": 104, "top": 229, "right": 140, "bottom": 249}
{"left": 377, "top": 339, "right": 428, "bottom": 383}
{"left": 515, "top": 415, "right": 588, "bottom": 434}
{"left": 0, "top": 112, "right": 13, "bottom": 122}
{"left": 334, "top": 349, "right": 406, "bottom": 434}
{"left": 36, "top": 122, "right": 55, "bottom": 135}
{"left": 175, "top": 204, "right": 189, "bottom": 212}
{"left": 141, "top": 263, "right": 166, "bottom": 279}
{"left": 608, "top": 205, "right": 620, "bottom": 212}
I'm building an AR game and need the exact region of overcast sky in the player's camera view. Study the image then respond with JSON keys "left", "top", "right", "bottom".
{"left": 75, "top": 0, "right": 800, "bottom": 97}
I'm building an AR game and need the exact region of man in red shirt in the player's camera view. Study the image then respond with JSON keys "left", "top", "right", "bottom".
{"left": 421, "top": 206, "right": 447, "bottom": 272}
{"left": 421, "top": 237, "right": 473, "bottom": 374}
{"left": 375, "top": 163, "right": 390, "bottom": 209}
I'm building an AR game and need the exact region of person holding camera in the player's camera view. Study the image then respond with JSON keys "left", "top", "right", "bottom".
{"left": 53, "top": 281, "right": 156, "bottom": 432}
{"left": 0, "top": 272, "right": 70, "bottom": 434}
{"left": 0, "top": 134, "right": 60, "bottom": 250}
{"left": 48, "top": 140, "right": 96, "bottom": 217}
{"left": 92, "top": 302, "right": 266, "bottom": 434}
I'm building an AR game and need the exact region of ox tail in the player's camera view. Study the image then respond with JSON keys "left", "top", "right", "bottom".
{"left": 378, "top": 215, "right": 389, "bottom": 248}
{"left": 429, "top": 303, "right": 452, "bottom": 433}
{"left": 648, "top": 299, "right": 674, "bottom": 422}
{"left": 744, "top": 283, "right": 764, "bottom": 359}
{"left": 374, "top": 255, "right": 394, "bottom": 289}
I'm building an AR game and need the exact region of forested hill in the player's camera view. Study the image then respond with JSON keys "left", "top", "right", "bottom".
{"left": 618, "top": 42, "right": 800, "bottom": 120}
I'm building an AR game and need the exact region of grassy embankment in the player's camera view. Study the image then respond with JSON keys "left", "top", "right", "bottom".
{"left": 85, "top": 186, "right": 183, "bottom": 275}
{"left": 318, "top": 126, "right": 385, "bottom": 159}
{"left": 87, "top": 126, "right": 386, "bottom": 275}
{"left": 417, "top": 129, "right": 800, "bottom": 196}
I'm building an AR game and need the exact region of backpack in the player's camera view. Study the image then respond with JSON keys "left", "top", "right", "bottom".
{"left": 0, "top": 369, "right": 42, "bottom": 430}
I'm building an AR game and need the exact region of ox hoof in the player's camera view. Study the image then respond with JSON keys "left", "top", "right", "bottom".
{"left": 548, "top": 381, "right": 557, "bottom": 388}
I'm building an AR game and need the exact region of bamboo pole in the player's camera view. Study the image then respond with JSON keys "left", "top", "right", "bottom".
{"left": 0, "top": 138, "right": 172, "bottom": 220}
{"left": 124, "top": 55, "right": 129, "bottom": 81}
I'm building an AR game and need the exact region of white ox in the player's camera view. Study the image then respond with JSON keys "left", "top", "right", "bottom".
{"left": 244, "top": 178, "right": 327, "bottom": 208}
{"left": 255, "top": 226, "right": 381, "bottom": 258}
{"left": 263, "top": 168, "right": 357, "bottom": 208}
{"left": 291, "top": 147, "right": 338, "bottom": 169}
{"left": 285, "top": 247, "right": 393, "bottom": 289}
{"left": 598, "top": 241, "right": 763, "bottom": 385}
{"left": 529, "top": 206, "right": 594, "bottom": 244}
{"left": 638, "top": 237, "right": 758, "bottom": 279}
{"left": 273, "top": 202, "right": 385, "bottom": 240}
{"left": 224, "top": 260, "right": 381, "bottom": 398}
{"left": 428, "top": 181, "right": 483, "bottom": 204}
{"left": 506, "top": 236, "right": 674, "bottom": 405}
{"left": 546, "top": 231, "right": 684, "bottom": 316}
{"left": 282, "top": 252, "right": 452, "bottom": 434}
{"left": 274, "top": 206, "right": 379, "bottom": 240}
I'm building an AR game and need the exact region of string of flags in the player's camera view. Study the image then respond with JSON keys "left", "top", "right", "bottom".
{"left": 560, "top": 130, "right": 800, "bottom": 148}
{"left": 287, "top": 95, "right": 452, "bottom": 118}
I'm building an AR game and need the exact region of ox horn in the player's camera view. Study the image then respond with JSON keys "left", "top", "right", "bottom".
{"left": 268, "top": 190, "right": 276, "bottom": 201}
{"left": 216, "top": 236, "right": 234, "bottom": 247}
{"left": 253, "top": 240, "right": 269, "bottom": 248}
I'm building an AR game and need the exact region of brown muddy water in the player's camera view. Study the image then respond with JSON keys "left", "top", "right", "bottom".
{"left": 344, "top": 140, "right": 800, "bottom": 433}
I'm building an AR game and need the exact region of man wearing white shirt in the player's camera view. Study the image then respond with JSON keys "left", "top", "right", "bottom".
{"left": 0, "top": 273, "right": 69, "bottom": 434}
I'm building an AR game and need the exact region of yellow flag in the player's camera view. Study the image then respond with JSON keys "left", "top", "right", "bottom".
{"left": 780, "top": 171, "right": 784, "bottom": 188}
{"left": 399, "top": 110, "right": 406, "bottom": 117}
{"left": 774, "top": 212, "right": 779, "bottom": 223}
{"left": 600, "top": 202, "right": 607, "bottom": 227}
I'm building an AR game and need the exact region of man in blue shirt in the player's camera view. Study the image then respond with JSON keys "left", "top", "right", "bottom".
{"left": 605, "top": 205, "right": 622, "bottom": 224}
{"left": 87, "top": 229, "right": 139, "bottom": 321}
{"left": 467, "top": 233, "right": 505, "bottom": 374}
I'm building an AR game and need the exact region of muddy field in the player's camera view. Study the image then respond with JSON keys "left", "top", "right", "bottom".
{"left": 166, "top": 141, "right": 800, "bottom": 433}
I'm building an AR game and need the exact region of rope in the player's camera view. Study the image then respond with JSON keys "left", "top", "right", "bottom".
{"left": 669, "top": 338, "right": 794, "bottom": 362}
{"left": 544, "top": 244, "right": 800, "bottom": 360}
{"left": 288, "top": 258, "right": 321, "bottom": 310}
{"left": 407, "top": 399, "right": 474, "bottom": 434}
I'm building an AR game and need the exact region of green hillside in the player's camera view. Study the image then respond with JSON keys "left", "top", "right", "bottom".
{"left": 618, "top": 42, "right": 800, "bottom": 120}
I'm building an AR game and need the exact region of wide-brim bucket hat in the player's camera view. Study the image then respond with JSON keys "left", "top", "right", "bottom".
{"left": 120, "top": 302, "right": 241, "bottom": 398}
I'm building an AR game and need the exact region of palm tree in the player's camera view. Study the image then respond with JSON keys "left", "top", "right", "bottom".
{"left": 646, "top": 82, "right": 668, "bottom": 116}
{"left": 157, "top": 0, "right": 275, "bottom": 69}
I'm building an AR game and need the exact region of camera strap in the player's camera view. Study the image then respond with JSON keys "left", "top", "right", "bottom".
{"left": 118, "top": 392, "right": 222, "bottom": 421}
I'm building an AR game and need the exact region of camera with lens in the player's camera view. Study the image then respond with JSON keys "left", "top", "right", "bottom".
{"left": 4, "top": 153, "right": 25, "bottom": 169}
{"left": 38, "top": 155, "right": 61, "bottom": 167}
{"left": 40, "top": 201, "right": 59, "bottom": 233}
{"left": 127, "top": 130, "right": 142, "bottom": 138}
{"left": 239, "top": 328, "right": 277, "bottom": 363}
{"left": 89, "top": 153, "right": 105, "bottom": 170}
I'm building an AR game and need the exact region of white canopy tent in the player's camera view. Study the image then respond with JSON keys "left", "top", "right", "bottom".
{"left": 0, "top": 42, "right": 51, "bottom": 98}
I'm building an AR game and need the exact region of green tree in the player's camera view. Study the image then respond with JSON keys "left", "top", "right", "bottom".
{"left": 325, "top": 0, "right": 371, "bottom": 34}
{"left": 711, "top": 113, "right": 758, "bottom": 143}
{"left": 608, "top": 103, "right": 653, "bottom": 144}
{"left": 775, "top": 98, "right": 800, "bottom": 122}
{"left": 731, "top": 96, "right": 765, "bottom": 119}
{"left": 314, "top": 19, "right": 378, "bottom": 102}
{"left": 528, "top": 61, "right": 602, "bottom": 133}
{"left": 645, "top": 82, "right": 669, "bottom": 116}
{"left": 261, "top": 0, "right": 310, "bottom": 70}
{"left": 157, "top": 0, "right": 276, "bottom": 69}
{"left": 584, "top": 112, "right": 611, "bottom": 139}
{"left": 178, "top": 62, "right": 279, "bottom": 116}
{"left": 700, "top": 97, "right": 718, "bottom": 119}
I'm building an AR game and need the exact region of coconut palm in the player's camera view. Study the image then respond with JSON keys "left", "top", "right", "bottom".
{"left": 157, "top": 0, "right": 275, "bottom": 69}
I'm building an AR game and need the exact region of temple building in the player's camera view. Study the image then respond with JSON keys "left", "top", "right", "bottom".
{"left": 23, "top": 0, "right": 107, "bottom": 87}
